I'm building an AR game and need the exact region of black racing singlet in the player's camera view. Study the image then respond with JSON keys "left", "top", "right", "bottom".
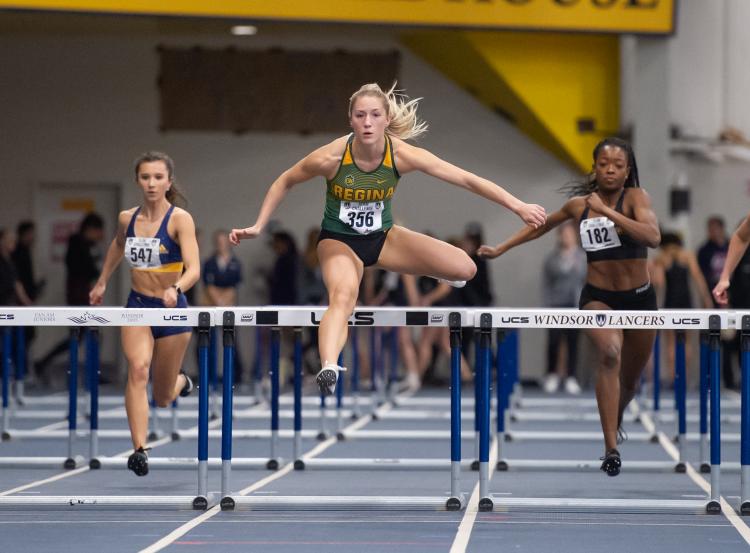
{"left": 579, "top": 188, "right": 647, "bottom": 263}
{"left": 664, "top": 261, "right": 692, "bottom": 308}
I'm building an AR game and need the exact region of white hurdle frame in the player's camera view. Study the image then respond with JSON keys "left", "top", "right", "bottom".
{"left": 475, "top": 308, "right": 728, "bottom": 514}
{"left": 0, "top": 307, "right": 214, "bottom": 510}
{"left": 217, "top": 306, "right": 473, "bottom": 511}
{"left": 1, "top": 306, "right": 745, "bottom": 514}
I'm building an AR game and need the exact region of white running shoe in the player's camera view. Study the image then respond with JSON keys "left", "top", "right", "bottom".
{"left": 542, "top": 373, "right": 560, "bottom": 394}
{"left": 406, "top": 371, "right": 422, "bottom": 392}
{"left": 436, "top": 278, "right": 467, "bottom": 289}
{"left": 564, "top": 376, "right": 582, "bottom": 395}
{"left": 315, "top": 364, "right": 347, "bottom": 396}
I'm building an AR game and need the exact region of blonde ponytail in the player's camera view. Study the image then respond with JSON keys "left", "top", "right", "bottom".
{"left": 348, "top": 82, "right": 428, "bottom": 141}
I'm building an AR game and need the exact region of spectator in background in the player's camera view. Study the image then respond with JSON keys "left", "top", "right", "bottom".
{"left": 459, "top": 222, "right": 494, "bottom": 370}
{"left": 416, "top": 236, "right": 472, "bottom": 387}
{"left": 299, "top": 228, "right": 327, "bottom": 373}
{"left": 0, "top": 228, "right": 32, "bottom": 307}
{"left": 299, "top": 228, "right": 326, "bottom": 306}
{"left": 204, "top": 230, "right": 243, "bottom": 306}
{"left": 461, "top": 222, "right": 494, "bottom": 308}
{"left": 364, "top": 268, "right": 422, "bottom": 391}
{"left": 696, "top": 215, "right": 736, "bottom": 389}
{"left": 11, "top": 221, "right": 44, "bottom": 363}
{"left": 35, "top": 213, "right": 105, "bottom": 379}
{"left": 697, "top": 216, "right": 728, "bottom": 296}
{"left": 268, "top": 231, "right": 299, "bottom": 305}
{"left": 183, "top": 227, "right": 201, "bottom": 306}
{"left": 541, "top": 221, "right": 586, "bottom": 394}
{"left": 203, "top": 229, "right": 244, "bottom": 382}
{"left": 726, "top": 234, "right": 750, "bottom": 377}
{"left": 12, "top": 221, "right": 44, "bottom": 304}
{"left": 651, "top": 231, "right": 712, "bottom": 385}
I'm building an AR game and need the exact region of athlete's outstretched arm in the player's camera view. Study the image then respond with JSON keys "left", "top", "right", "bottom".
{"left": 229, "top": 140, "right": 343, "bottom": 244}
{"left": 478, "top": 204, "right": 574, "bottom": 260}
{"left": 394, "top": 144, "right": 546, "bottom": 229}
{"left": 713, "top": 213, "right": 750, "bottom": 305}
{"left": 90, "top": 211, "right": 128, "bottom": 305}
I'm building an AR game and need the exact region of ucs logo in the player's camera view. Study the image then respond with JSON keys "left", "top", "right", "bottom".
{"left": 0, "top": 314, "right": 14, "bottom": 320}
{"left": 163, "top": 315, "right": 188, "bottom": 321}
{"left": 310, "top": 312, "right": 375, "bottom": 326}
{"left": 671, "top": 317, "right": 701, "bottom": 325}
{"left": 500, "top": 316, "right": 530, "bottom": 324}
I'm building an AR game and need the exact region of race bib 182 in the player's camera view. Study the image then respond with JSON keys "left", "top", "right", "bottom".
{"left": 579, "top": 217, "right": 622, "bottom": 252}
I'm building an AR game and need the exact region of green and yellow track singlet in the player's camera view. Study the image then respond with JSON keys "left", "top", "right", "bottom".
{"left": 321, "top": 134, "right": 400, "bottom": 236}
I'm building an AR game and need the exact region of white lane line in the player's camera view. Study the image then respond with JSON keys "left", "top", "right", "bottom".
{"left": 139, "top": 505, "right": 222, "bottom": 553}
{"left": 140, "top": 398, "right": 401, "bottom": 553}
{"left": 639, "top": 409, "right": 750, "bottom": 546}
{"left": 0, "top": 518, "right": 732, "bottom": 527}
{"left": 0, "top": 520, "right": 189, "bottom": 524}
{"left": 0, "top": 416, "right": 223, "bottom": 495}
{"left": 449, "top": 436, "right": 498, "bottom": 553}
{"left": 0, "top": 467, "right": 91, "bottom": 496}
{"left": 10, "top": 404, "right": 131, "bottom": 433}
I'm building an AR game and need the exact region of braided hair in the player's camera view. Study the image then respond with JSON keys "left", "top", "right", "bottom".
{"left": 561, "top": 137, "right": 641, "bottom": 197}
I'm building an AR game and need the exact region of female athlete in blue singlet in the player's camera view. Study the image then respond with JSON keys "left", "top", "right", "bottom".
{"left": 479, "top": 138, "right": 661, "bottom": 476}
{"left": 229, "top": 83, "right": 546, "bottom": 397}
{"left": 90, "top": 152, "right": 200, "bottom": 476}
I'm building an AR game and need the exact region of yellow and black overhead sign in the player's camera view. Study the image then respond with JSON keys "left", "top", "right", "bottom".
{"left": 2, "top": 0, "right": 675, "bottom": 34}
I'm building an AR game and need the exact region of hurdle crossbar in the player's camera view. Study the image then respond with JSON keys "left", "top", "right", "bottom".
{"left": 0, "top": 307, "right": 214, "bottom": 509}
{"left": 478, "top": 309, "right": 728, "bottom": 514}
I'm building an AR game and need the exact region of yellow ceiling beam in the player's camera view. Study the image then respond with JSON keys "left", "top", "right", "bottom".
{"left": 403, "top": 31, "right": 620, "bottom": 173}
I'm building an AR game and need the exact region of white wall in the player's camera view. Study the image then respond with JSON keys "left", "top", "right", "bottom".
{"left": 663, "top": 0, "right": 750, "bottom": 248}
{"left": 669, "top": 0, "right": 750, "bottom": 141}
{"left": 0, "top": 19, "right": 575, "bottom": 378}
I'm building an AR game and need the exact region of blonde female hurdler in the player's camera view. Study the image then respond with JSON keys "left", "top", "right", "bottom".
{"left": 230, "top": 83, "right": 546, "bottom": 395}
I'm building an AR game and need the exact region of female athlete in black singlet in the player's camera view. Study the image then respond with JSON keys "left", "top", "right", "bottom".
{"left": 652, "top": 232, "right": 712, "bottom": 383}
{"left": 479, "top": 138, "right": 661, "bottom": 476}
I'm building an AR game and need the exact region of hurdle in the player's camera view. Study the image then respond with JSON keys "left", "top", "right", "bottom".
{"left": 217, "top": 306, "right": 471, "bottom": 511}
{"left": 475, "top": 309, "right": 727, "bottom": 514}
{"left": 737, "top": 313, "right": 750, "bottom": 514}
{"left": 498, "top": 316, "right": 736, "bottom": 448}
{"left": 0, "top": 307, "right": 213, "bottom": 510}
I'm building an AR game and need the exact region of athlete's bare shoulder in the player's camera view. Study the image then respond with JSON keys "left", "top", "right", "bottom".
{"left": 561, "top": 196, "right": 586, "bottom": 218}
{"left": 118, "top": 207, "right": 137, "bottom": 225}
{"left": 304, "top": 135, "right": 351, "bottom": 177}
{"left": 626, "top": 186, "right": 652, "bottom": 203}
{"left": 170, "top": 206, "right": 191, "bottom": 219}
{"left": 388, "top": 135, "right": 418, "bottom": 158}
{"left": 169, "top": 206, "right": 195, "bottom": 226}
{"left": 388, "top": 135, "right": 430, "bottom": 173}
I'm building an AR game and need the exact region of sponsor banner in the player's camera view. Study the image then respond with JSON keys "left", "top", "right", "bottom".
{"left": 0, "top": 307, "right": 730, "bottom": 330}
{"left": 229, "top": 308, "right": 472, "bottom": 327}
{"left": 1, "top": 0, "right": 675, "bottom": 34}
{"left": 0, "top": 308, "right": 208, "bottom": 326}
{"left": 486, "top": 310, "right": 728, "bottom": 330}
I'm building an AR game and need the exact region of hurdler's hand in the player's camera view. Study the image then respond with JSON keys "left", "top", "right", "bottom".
{"left": 229, "top": 225, "right": 261, "bottom": 245}
{"left": 516, "top": 203, "right": 546, "bottom": 229}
